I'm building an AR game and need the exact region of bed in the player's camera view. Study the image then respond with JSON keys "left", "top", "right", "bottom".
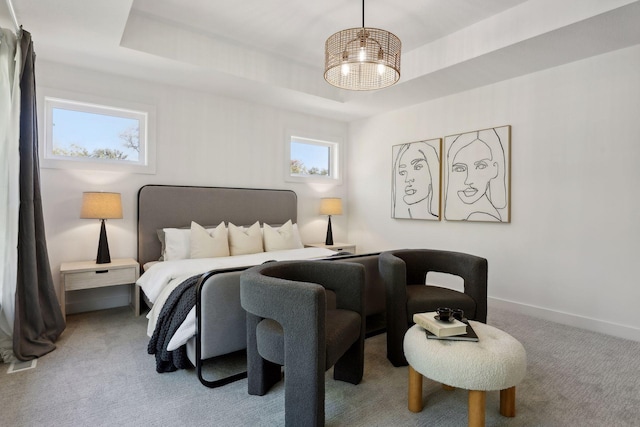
{"left": 136, "top": 185, "right": 385, "bottom": 387}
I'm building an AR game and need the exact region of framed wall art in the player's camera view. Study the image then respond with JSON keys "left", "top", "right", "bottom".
{"left": 391, "top": 138, "right": 441, "bottom": 220}
{"left": 443, "top": 125, "right": 510, "bottom": 222}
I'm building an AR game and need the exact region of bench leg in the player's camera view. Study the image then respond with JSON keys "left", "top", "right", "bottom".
{"left": 468, "top": 390, "right": 486, "bottom": 427}
{"left": 408, "top": 365, "right": 424, "bottom": 412}
{"left": 500, "top": 386, "right": 516, "bottom": 417}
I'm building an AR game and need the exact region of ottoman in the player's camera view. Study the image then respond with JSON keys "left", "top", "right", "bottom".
{"left": 403, "top": 321, "right": 527, "bottom": 427}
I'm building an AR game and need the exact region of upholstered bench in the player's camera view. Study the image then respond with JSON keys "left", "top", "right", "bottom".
{"left": 403, "top": 321, "right": 527, "bottom": 427}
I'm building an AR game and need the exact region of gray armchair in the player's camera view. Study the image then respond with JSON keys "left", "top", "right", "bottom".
{"left": 240, "top": 260, "right": 366, "bottom": 427}
{"left": 379, "top": 249, "right": 488, "bottom": 367}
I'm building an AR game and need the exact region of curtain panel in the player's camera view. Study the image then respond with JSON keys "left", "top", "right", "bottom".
{"left": 0, "top": 27, "right": 21, "bottom": 363}
{"left": 13, "top": 30, "right": 65, "bottom": 360}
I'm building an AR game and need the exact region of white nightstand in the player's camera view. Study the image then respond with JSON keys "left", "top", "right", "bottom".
{"left": 305, "top": 242, "right": 356, "bottom": 254}
{"left": 60, "top": 258, "right": 140, "bottom": 318}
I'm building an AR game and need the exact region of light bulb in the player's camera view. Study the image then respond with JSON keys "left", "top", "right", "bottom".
{"left": 341, "top": 63, "right": 350, "bottom": 76}
{"left": 377, "top": 63, "right": 385, "bottom": 76}
{"left": 359, "top": 48, "right": 366, "bottom": 62}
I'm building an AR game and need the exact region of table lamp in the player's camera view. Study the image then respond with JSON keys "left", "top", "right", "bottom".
{"left": 319, "top": 197, "right": 342, "bottom": 246}
{"left": 81, "top": 192, "right": 123, "bottom": 264}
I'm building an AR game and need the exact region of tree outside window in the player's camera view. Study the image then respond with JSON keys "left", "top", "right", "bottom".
{"left": 289, "top": 138, "right": 334, "bottom": 177}
{"left": 50, "top": 107, "right": 142, "bottom": 162}
{"left": 41, "top": 94, "right": 155, "bottom": 174}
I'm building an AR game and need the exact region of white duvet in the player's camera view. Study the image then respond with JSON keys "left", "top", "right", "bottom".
{"left": 137, "top": 247, "right": 336, "bottom": 351}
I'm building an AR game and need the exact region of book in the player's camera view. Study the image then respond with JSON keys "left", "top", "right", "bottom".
{"left": 425, "top": 320, "right": 479, "bottom": 342}
{"left": 413, "top": 311, "right": 467, "bottom": 337}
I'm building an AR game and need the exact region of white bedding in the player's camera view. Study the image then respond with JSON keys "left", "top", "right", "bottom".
{"left": 137, "top": 247, "right": 336, "bottom": 351}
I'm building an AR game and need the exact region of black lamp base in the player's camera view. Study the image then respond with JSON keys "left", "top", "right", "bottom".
{"left": 325, "top": 215, "right": 334, "bottom": 246}
{"left": 96, "top": 219, "right": 112, "bottom": 264}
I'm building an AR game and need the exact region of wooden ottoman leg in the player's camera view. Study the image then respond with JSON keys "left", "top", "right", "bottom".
{"left": 500, "top": 386, "right": 516, "bottom": 417}
{"left": 468, "top": 390, "right": 486, "bottom": 427}
{"left": 408, "top": 365, "right": 424, "bottom": 412}
{"left": 442, "top": 384, "right": 455, "bottom": 391}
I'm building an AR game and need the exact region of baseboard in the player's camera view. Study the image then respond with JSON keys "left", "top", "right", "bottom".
{"left": 488, "top": 297, "right": 640, "bottom": 342}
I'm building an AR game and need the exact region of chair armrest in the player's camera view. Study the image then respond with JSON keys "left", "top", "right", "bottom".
{"left": 379, "top": 251, "right": 408, "bottom": 305}
{"left": 459, "top": 256, "right": 488, "bottom": 322}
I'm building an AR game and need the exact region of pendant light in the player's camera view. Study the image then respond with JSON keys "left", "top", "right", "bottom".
{"left": 324, "top": 0, "right": 401, "bottom": 90}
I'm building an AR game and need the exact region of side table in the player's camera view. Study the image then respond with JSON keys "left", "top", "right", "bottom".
{"left": 60, "top": 258, "right": 140, "bottom": 318}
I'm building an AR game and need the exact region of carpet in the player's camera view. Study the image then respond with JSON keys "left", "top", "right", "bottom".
{"left": 1, "top": 306, "right": 639, "bottom": 426}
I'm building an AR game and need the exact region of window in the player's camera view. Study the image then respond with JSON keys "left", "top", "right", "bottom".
{"left": 286, "top": 134, "right": 340, "bottom": 183}
{"left": 41, "top": 91, "right": 156, "bottom": 174}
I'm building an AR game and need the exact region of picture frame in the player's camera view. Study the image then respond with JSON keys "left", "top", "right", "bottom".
{"left": 443, "top": 125, "right": 511, "bottom": 222}
{"left": 391, "top": 138, "right": 442, "bottom": 220}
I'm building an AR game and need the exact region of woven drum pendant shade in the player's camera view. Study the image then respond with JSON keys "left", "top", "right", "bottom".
{"left": 324, "top": 26, "right": 401, "bottom": 90}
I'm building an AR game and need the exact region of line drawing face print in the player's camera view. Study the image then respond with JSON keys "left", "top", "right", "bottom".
{"left": 444, "top": 126, "right": 510, "bottom": 222}
{"left": 392, "top": 139, "right": 440, "bottom": 220}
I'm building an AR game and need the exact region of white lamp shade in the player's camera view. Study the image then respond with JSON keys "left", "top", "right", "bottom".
{"left": 80, "top": 192, "right": 123, "bottom": 219}
{"left": 320, "top": 198, "right": 343, "bottom": 216}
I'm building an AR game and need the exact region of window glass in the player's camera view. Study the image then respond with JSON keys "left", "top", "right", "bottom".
{"left": 290, "top": 140, "right": 331, "bottom": 176}
{"left": 50, "top": 107, "right": 142, "bottom": 162}
{"left": 287, "top": 135, "right": 339, "bottom": 182}
{"left": 41, "top": 94, "right": 155, "bottom": 174}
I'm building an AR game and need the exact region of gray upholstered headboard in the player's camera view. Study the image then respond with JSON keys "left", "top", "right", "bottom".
{"left": 137, "top": 185, "right": 298, "bottom": 267}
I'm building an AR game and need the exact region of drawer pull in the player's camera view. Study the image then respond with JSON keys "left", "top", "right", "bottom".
{"left": 95, "top": 270, "right": 109, "bottom": 274}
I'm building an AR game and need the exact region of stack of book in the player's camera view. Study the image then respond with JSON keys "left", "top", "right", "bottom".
{"left": 413, "top": 311, "right": 479, "bottom": 342}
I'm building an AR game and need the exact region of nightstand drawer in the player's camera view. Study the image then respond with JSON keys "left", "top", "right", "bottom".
{"left": 305, "top": 243, "right": 356, "bottom": 253}
{"left": 331, "top": 245, "right": 355, "bottom": 253}
{"left": 64, "top": 267, "right": 137, "bottom": 291}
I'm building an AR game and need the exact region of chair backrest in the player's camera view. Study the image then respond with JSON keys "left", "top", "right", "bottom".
{"left": 390, "top": 249, "right": 487, "bottom": 287}
{"left": 242, "top": 260, "right": 365, "bottom": 315}
{"left": 382, "top": 249, "right": 488, "bottom": 324}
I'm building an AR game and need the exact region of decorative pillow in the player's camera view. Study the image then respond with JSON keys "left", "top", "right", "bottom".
{"left": 161, "top": 228, "right": 191, "bottom": 261}
{"left": 292, "top": 223, "right": 303, "bottom": 247}
{"left": 190, "top": 221, "right": 229, "bottom": 259}
{"left": 156, "top": 229, "right": 166, "bottom": 261}
{"left": 263, "top": 220, "right": 304, "bottom": 251}
{"left": 228, "top": 221, "right": 264, "bottom": 256}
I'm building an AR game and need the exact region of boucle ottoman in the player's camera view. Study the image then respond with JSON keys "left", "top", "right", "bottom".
{"left": 403, "top": 321, "right": 526, "bottom": 427}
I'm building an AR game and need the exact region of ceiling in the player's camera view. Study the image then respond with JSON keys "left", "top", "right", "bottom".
{"left": 2, "top": 0, "right": 640, "bottom": 122}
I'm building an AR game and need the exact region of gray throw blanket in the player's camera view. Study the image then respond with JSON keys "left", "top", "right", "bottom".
{"left": 148, "top": 274, "right": 200, "bottom": 373}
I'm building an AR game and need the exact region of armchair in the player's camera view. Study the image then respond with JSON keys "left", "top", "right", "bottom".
{"left": 379, "top": 249, "right": 487, "bottom": 367}
{"left": 240, "top": 260, "right": 366, "bottom": 427}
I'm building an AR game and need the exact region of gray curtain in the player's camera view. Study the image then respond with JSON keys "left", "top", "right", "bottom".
{"left": 13, "top": 30, "right": 65, "bottom": 360}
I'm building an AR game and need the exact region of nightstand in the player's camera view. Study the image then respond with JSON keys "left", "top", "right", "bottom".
{"left": 305, "top": 242, "right": 356, "bottom": 254}
{"left": 60, "top": 258, "right": 140, "bottom": 318}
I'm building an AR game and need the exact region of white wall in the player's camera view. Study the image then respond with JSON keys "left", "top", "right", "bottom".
{"left": 348, "top": 44, "right": 640, "bottom": 341}
{"left": 37, "top": 61, "right": 348, "bottom": 314}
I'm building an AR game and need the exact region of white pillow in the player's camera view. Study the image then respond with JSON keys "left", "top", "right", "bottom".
{"left": 190, "top": 221, "right": 229, "bottom": 259}
{"left": 292, "top": 224, "right": 303, "bottom": 247}
{"left": 162, "top": 228, "right": 191, "bottom": 261}
{"left": 263, "top": 220, "right": 304, "bottom": 251}
{"left": 228, "top": 221, "right": 264, "bottom": 256}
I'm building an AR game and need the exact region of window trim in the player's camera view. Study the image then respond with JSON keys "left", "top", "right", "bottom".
{"left": 285, "top": 131, "right": 342, "bottom": 184}
{"left": 39, "top": 88, "right": 156, "bottom": 174}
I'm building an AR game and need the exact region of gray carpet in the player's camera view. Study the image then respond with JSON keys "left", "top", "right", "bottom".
{"left": 1, "top": 306, "right": 639, "bottom": 426}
